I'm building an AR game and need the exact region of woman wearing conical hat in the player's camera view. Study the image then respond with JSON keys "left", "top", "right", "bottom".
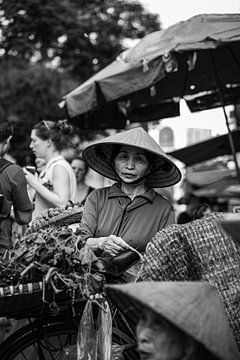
{"left": 80, "top": 127, "right": 181, "bottom": 273}
{"left": 106, "top": 281, "right": 240, "bottom": 360}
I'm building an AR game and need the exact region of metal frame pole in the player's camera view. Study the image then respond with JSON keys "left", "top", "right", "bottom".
{"left": 211, "top": 51, "right": 240, "bottom": 181}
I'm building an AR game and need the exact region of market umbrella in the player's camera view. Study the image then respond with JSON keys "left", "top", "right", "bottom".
{"left": 62, "top": 13, "right": 240, "bottom": 124}
{"left": 192, "top": 175, "right": 239, "bottom": 198}
{"left": 61, "top": 13, "right": 240, "bottom": 175}
{"left": 168, "top": 129, "right": 240, "bottom": 166}
{"left": 186, "top": 169, "right": 236, "bottom": 187}
{"left": 61, "top": 52, "right": 180, "bottom": 129}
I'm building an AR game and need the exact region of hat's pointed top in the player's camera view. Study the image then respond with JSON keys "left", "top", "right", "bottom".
{"left": 98, "top": 127, "right": 163, "bottom": 153}
{"left": 106, "top": 281, "right": 239, "bottom": 360}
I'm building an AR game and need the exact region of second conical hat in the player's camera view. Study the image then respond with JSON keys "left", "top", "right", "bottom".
{"left": 106, "top": 281, "right": 239, "bottom": 360}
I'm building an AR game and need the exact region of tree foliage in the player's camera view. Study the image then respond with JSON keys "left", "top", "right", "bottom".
{"left": 1, "top": 0, "right": 160, "bottom": 81}
{"left": 0, "top": 0, "right": 161, "bottom": 162}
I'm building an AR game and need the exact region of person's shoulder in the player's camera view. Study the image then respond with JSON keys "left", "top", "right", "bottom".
{"left": 89, "top": 186, "right": 112, "bottom": 197}
{"left": 85, "top": 186, "right": 112, "bottom": 207}
{"left": 4, "top": 162, "right": 23, "bottom": 175}
{"left": 154, "top": 191, "right": 173, "bottom": 208}
{"left": 52, "top": 158, "right": 72, "bottom": 170}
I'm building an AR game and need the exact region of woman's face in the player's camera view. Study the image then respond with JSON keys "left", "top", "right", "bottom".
{"left": 71, "top": 159, "right": 87, "bottom": 183}
{"left": 114, "top": 145, "right": 150, "bottom": 184}
{"left": 136, "top": 309, "right": 186, "bottom": 360}
{"left": 30, "top": 130, "right": 48, "bottom": 159}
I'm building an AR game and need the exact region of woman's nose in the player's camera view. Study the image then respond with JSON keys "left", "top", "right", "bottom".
{"left": 126, "top": 158, "right": 135, "bottom": 168}
{"left": 137, "top": 328, "right": 155, "bottom": 354}
{"left": 137, "top": 325, "right": 152, "bottom": 344}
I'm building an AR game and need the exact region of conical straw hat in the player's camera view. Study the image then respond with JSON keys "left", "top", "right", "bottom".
{"left": 106, "top": 281, "right": 239, "bottom": 360}
{"left": 82, "top": 127, "right": 181, "bottom": 188}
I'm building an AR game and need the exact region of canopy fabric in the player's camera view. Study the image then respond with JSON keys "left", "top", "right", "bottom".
{"left": 185, "top": 169, "right": 236, "bottom": 187}
{"left": 62, "top": 13, "right": 240, "bottom": 129}
{"left": 192, "top": 175, "right": 239, "bottom": 198}
{"left": 125, "top": 13, "right": 240, "bottom": 64}
{"left": 168, "top": 129, "right": 240, "bottom": 166}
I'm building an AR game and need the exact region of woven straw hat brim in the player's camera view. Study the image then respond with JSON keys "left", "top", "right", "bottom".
{"left": 82, "top": 128, "right": 181, "bottom": 188}
{"left": 106, "top": 282, "right": 239, "bottom": 360}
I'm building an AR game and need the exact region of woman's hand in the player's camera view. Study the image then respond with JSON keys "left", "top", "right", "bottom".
{"left": 24, "top": 165, "right": 71, "bottom": 208}
{"left": 24, "top": 169, "right": 40, "bottom": 189}
{"left": 86, "top": 235, "right": 129, "bottom": 256}
{"left": 102, "top": 235, "right": 129, "bottom": 256}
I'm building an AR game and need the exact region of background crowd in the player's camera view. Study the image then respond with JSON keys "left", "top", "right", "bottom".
{"left": 0, "top": 117, "right": 218, "bottom": 251}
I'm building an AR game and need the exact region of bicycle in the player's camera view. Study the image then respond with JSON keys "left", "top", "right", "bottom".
{"left": 0, "top": 252, "right": 139, "bottom": 360}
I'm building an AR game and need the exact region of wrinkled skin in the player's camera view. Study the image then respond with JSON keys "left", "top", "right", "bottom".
{"left": 114, "top": 145, "right": 150, "bottom": 184}
{"left": 136, "top": 309, "right": 190, "bottom": 360}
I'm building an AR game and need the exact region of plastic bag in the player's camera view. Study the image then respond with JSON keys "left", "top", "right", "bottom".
{"left": 98, "top": 300, "right": 112, "bottom": 360}
{"left": 77, "top": 299, "right": 112, "bottom": 360}
{"left": 111, "top": 344, "right": 126, "bottom": 360}
{"left": 55, "top": 341, "right": 126, "bottom": 360}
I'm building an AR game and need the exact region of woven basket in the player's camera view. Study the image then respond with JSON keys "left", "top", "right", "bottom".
{"left": 27, "top": 207, "right": 83, "bottom": 234}
{"left": 47, "top": 207, "right": 83, "bottom": 226}
{"left": 0, "top": 281, "right": 43, "bottom": 297}
{"left": 0, "top": 281, "right": 85, "bottom": 319}
{"left": 140, "top": 212, "right": 240, "bottom": 350}
{"left": 0, "top": 282, "right": 44, "bottom": 318}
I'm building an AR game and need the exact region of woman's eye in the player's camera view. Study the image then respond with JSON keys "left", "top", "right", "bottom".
{"left": 136, "top": 156, "right": 145, "bottom": 162}
{"left": 118, "top": 154, "right": 127, "bottom": 160}
{"left": 139, "top": 314, "right": 147, "bottom": 323}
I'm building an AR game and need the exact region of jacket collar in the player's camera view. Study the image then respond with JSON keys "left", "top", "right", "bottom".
{"left": 108, "top": 183, "right": 155, "bottom": 203}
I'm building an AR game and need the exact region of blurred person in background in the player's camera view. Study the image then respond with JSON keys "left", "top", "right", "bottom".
{"left": 177, "top": 194, "right": 200, "bottom": 224}
{"left": 71, "top": 156, "right": 95, "bottom": 205}
{"left": 0, "top": 119, "right": 32, "bottom": 252}
{"left": 0, "top": 119, "right": 32, "bottom": 341}
{"left": 61, "top": 129, "right": 81, "bottom": 163}
{"left": 24, "top": 120, "right": 76, "bottom": 220}
{"left": 61, "top": 146, "right": 77, "bottom": 163}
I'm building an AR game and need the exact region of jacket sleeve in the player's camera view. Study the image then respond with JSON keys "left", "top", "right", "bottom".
{"left": 12, "top": 168, "right": 33, "bottom": 208}
{"left": 157, "top": 199, "right": 176, "bottom": 232}
{"left": 162, "top": 206, "right": 176, "bottom": 227}
{"left": 79, "top": 190, "right": 98, "bottom": 242}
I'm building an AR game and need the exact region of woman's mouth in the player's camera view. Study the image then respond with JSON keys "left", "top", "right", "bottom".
{"left": 122, "top": 173, "right": 136, "bottom": 178}
{"left": 138, "top": 350, "right": 153, "bottom": 360}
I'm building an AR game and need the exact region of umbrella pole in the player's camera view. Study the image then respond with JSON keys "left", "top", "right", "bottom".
{"left": 211, "top": 52, "right": 240, "bottom": 181}
{"left": 222, "top": 105, "right": 240, "bottom": 180}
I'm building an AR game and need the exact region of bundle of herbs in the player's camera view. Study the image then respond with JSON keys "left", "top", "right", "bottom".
{"left": 0, "top": 226, "right": 105, "bottom": 300}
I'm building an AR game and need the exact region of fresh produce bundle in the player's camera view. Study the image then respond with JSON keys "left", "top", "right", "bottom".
{"left": 0, "top": 225, "right": 105, "bottom": 299}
